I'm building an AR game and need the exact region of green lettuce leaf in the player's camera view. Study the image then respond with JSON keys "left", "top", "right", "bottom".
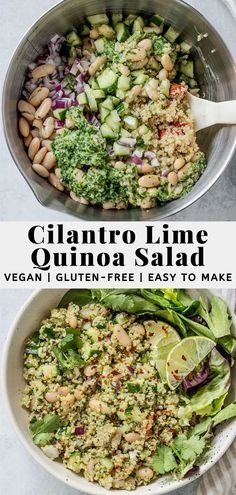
{"left": 199, "top": 296, "right": 232, "bottom": 338}
{"left": 179, "top": 348, "right": 230, "bottom": 421}
{"left": 213, "top": 400, "right": 236, "bottom": 427}
{"left": 58, "top": 289, "right": 92, "bottom": 308}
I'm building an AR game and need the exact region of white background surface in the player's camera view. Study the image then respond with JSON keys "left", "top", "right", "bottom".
{"left": 0, "top": 0, "right": 236, "bottom": 221}
{"left": 0, "top": 1, "right": 236, "bottom": 495}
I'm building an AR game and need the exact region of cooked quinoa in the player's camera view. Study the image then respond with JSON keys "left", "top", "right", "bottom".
{"left": 18, "top": 12, "right": 207, "bottom": 210}
{"left": 22, "top": 302, "right": 207, "bottom": 490}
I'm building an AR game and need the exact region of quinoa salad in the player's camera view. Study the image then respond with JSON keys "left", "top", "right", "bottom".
{"left": 22, "top": 289, "right": 236, "bottom": 490}
{"left": 18, "top": 12, "right": 207, "bottom": 210}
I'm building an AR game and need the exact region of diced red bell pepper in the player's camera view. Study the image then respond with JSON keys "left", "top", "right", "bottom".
{"left": 170, "top": 84, "right": 185, "bottom": 96}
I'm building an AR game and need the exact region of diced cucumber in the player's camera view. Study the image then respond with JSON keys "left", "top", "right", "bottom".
{"left": 112, "top": 96, "right": 120, "bottom": 106}
{"left": 84, "top": 84, "right": 98, "bottom": 111}
{"left": 94, "top": 38, "right": 105, "bottom": 54}
{"left": 138, "top": 124, "right": 149, "bottom": 135}
{"left": 148, "top": 59, "right": 162, "bottom": 71}
{"left": 160, "top": 79, "right": 170, "bottom": 97}
{"left": 116, "top": 101, "right": 128, "bottom": 116}
{"left": 101, "top": 123, "right": 117, "bottom": 139}
{"left": 115, "top": 22, "right": 130, "bottom": 42}
{"left": 105, "top": 110, "right": 121, "bottom": 131}
{"left": 66, "top": 31, "right": 82, "bottom": 47}
{"left": 112, "top": 13, "right": 123, "bottom": 26}
{"left": 91, "top": 78, "right": 99, "bottom": 89}
{"left": 77, "top": 23, "right": 90, "bottom": 36}
{"left": 180, "top": 41, "right": 191, "bottom": 54}
{"left": 120, "top": 128, "right": 131, "bottom": 137}
{"left": 100, "top": 106, "right": 110, "bottom": 123}
{"left": 123, "top": 115, "right": 139, "bottom": 130}
{"left": 132, "top": 16, "right": 145, "bottom": 34}
{"left": 93, "top": 89, "right": 106, "bottom": 99}
{"left": 150, "top": 14, "right": 165, "bottom": 26}
{"left": 77, "top": 92, "right": 88, "bottom": 105}
{"left": 53, "top": 108, "right": 67, "bottom": 120}
{"left": 164, "top": 26, "right": 180, "bottom": 43}
{"left": 113, "top": 142, "right": 131, "bottom": 156}
{"left": 133, "top": 72, "right": 148, "bottom": 85}
{"left": 87, "top": 14, "right": 109, "bottom": 26}
{"left": 124, "top": 14, "right": 137, "bottom": 26}
{"left": 100, "top": 458, "right": 113, "bottom": 470}
{"left": 118, "top": 75, "right": 131, "bottom": 91}
{"left": 97, "top": 68, "right": 118, "bottom": 91}
{"left": 102, "top": 97, "right": 114, "bottom": 111}
{"left": 60, "top": 42, "right": 72, "bottom": 58}
{"left": 180, "top": 60, "right": 194, "bottom": 78}
{"left": 116, "top": 89, "right": 126, "bottom": 99}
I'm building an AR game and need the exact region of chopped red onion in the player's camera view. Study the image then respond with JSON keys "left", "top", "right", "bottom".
{"left": 151, "top": 157, "right": 160, "bottom": 167}
{"left": 127, "top": 366, "right": 134, "bottom": 374}
{"left": 118, "top": 137, "right": 136, "bottom": 147}
{"left": 55, "top": 120, "right": 65, "bottom": 129}
{"left": 161, "top": 169, "right": 170, "bottom": 177}
{"left": 132, "top": 153, "right": 142, "bottom": 165}
{"left": 74, "top": 427, "right": 85, "bottom": 436}
{"left": 52, "top": 98, "right": 72, "bottom": 110}
{"left": 144, "top": 151, "right": 156, "bottom": 160}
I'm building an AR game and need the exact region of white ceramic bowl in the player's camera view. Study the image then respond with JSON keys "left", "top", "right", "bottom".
{"left": 2, "top": 289, "right": 236, "bottom": 494}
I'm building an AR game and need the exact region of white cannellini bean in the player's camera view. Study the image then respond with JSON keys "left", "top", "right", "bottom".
{"left": 138, "top": 175, "right": 160, "bottom": 188}
{"left": 32, "top": 63, "right": 55, "bottom": 79}
{"left": 137, "top": 467, "right": 153, "bottom": 480}
{"left": 113, "top": 324, "right": 132, "bottom": 348}
{"left": 33, "top": 146, "right": 47, "bottom": 164}
{"left": 161, "top": 53, "right": 174, "bottom": 71}
{"left": 24, "top": 134, "right": 33, "bottom": 147}
{"left": 84, "top": 365, "right": 97, "bottom": 377}
{"left": 41, "top": 445, "right": 59, "bottom": 459}
{"left": 32, "top": 163, "right": 49, "bottom": 178}
{"left": 173, "top": 157, "right": 185, "bottom": 170}
{"left": 45, "top": 391, "right": 58, "bottom": 403}
{"left": 19, "top": 117, "right": 30, "bottom": 137}
{"left": 58, "top": 386, "right": 70, "bottom": 396}
{"left": 41, "top": 139, "right": 53, "bottom": 151}
{"left": 28, "top": 137, "right": 40, "bottom": 160}
{"left": 41, "top": 116, "right": 55, "bottom": 139}
{"left": 168, "top": 171, "right": 178, "bottom": 185}
{"left": 159, "top": 68, "right": 169, "bottom": 80}
{"left": 18, "top": 100, "right": 35, "bottom": 115}
{"left": 138, "top": 38, "right": 152, "bottom": 51}
{"left": 22, "top": 112, "right": 35, "bottom": 122}
{"left": 48, "top": 173, "right": 64, "bottom": 191}
{"left": 89, "top": 55, "right": 107, "bottom": 76}
{"left": 42, "top": 151, "right": 57, "bottom": 170}
{"left": 28, "top": 86, "right": 50, "bottom": 107}
{"left": 124, "top": 432, "right": 141, "bottom": 443}
{"left": 35, "top": 98, "right": 52, "bottom": 120}
{"left": 127, "top": 48, "right": 146, "bottom": 62}
{"left": 68, "top": 316, "right": 78, "bottom": 328}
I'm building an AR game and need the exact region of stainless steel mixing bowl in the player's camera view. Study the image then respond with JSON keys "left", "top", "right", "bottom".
{"left": 3, "top": 0, "right": 236, "bottom": 221}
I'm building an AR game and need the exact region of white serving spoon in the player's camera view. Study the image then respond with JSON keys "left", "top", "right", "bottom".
{"left": 187, "top": 92, "right": 236, "bottom": 131}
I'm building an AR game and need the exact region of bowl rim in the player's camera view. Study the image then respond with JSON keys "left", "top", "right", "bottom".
{"left": 2, "top": 288, "right": 236, "bottom": 494}
{"left": 2, "top": 0, "right": 236, "bottom": 221}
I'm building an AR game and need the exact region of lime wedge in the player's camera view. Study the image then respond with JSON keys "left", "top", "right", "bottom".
{"left": 145, "top": 320, "right": 181, "bottom": 378}
{"left": 166, "top": 336, "right": 215, "bottom": 390}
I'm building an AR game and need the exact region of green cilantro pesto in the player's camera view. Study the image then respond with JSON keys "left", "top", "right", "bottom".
{"left": 62, "top": 164, "right": 139, "bottom": 205}
{"left": 52, "top": 108, "right": 108, "bottom": 169}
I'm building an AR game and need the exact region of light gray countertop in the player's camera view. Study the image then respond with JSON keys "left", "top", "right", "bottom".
{"left": 0, "top": 0, "right": 236, "bottom": 221}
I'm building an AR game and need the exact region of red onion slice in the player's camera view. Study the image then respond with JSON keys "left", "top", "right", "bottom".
{"left": 117, "top": 137, "right": 136, "bottom": 147}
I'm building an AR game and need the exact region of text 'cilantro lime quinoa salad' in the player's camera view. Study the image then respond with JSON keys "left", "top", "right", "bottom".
{"left": 18, "top": 12, "right": 207, "bottom": 210}
{"left": 22, "top": 289, "right": 236, "bottom": 490}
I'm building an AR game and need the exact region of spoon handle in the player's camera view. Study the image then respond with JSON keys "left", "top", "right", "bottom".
{"left": 213, "top": 100, "right": 236, "bottom": 125}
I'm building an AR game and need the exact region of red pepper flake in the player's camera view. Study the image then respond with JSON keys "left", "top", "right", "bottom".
{"left": 111, "top": 369, "right": 120, "bottom": 376}
{"left": 170, "top": 83, "right": 185, "bottom": 96}
{"left": 149, "top": 332, "right": 154, "bottom": 337}
{"left": 182, "top": 355, "right": 187, "bottom": 361}
{"left": 159, "top": 129, "right": 166, "bottom": 139}
{"left": 127, "top": 366, "right": 134, "bottom": 374}
{"left": 98, "top": 336, "right": 103, "bottom": 341}
{"left": 173, "top": 373, "right": 180, "bottom": 380}
{"left": 173, "top": 121, "right": 187, "bottom": 127}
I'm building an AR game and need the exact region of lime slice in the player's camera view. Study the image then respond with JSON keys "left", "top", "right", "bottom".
{"left": 145, "top": 320, "right": 181, "bottom": 378}
{"left": 166, "top": 336, "right": 215, "bottom": 389}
